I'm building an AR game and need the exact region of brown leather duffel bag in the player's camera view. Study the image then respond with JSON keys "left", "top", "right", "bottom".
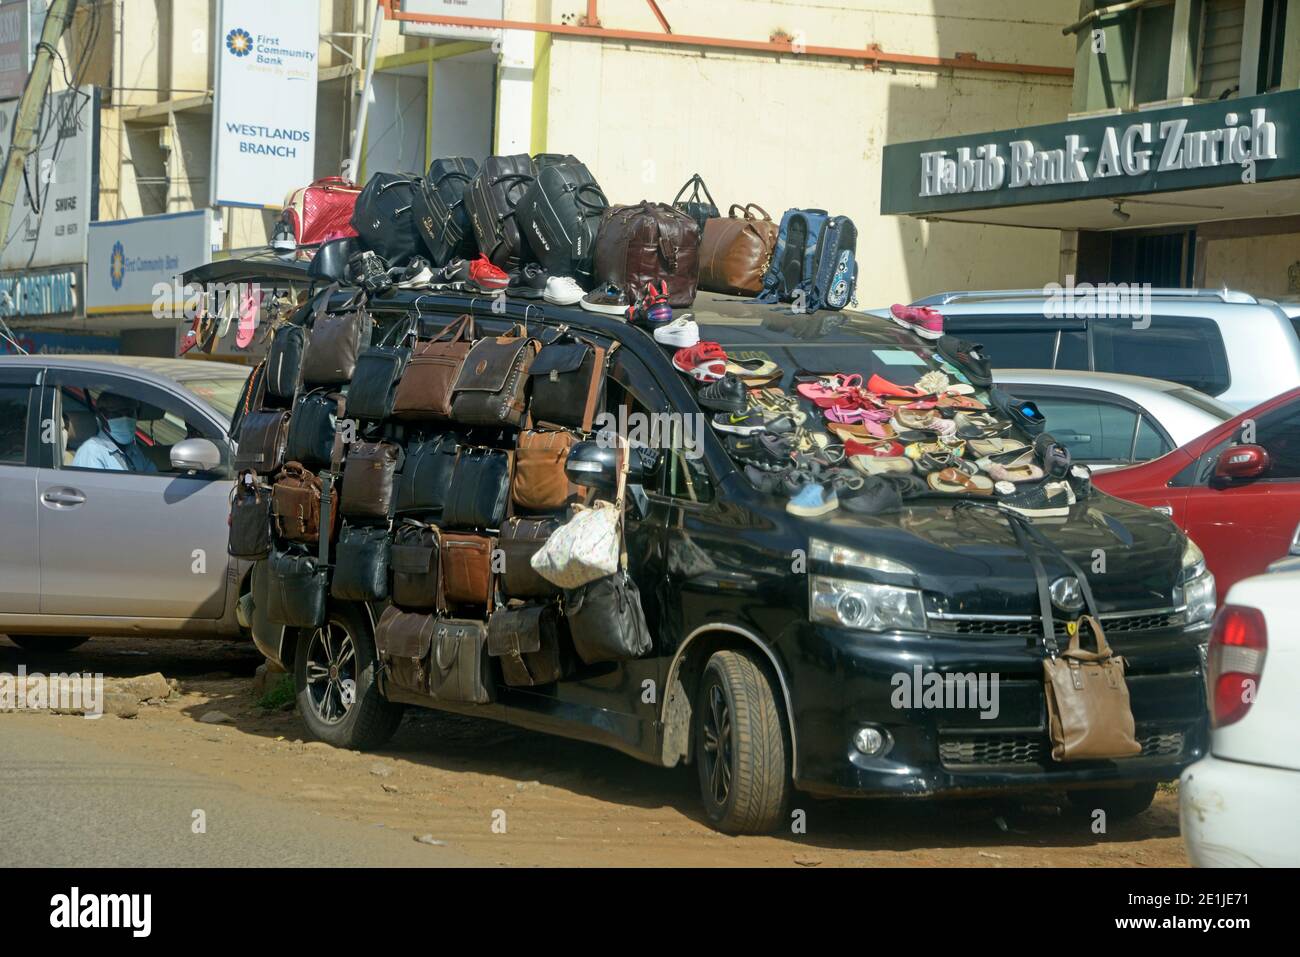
{"left": 593, "top": 201, "right": 699, "bottom": 307}
{"left": 391, "top": 314, "right": 476, "bottom": 420}
{"left": 699, "top": 204, "right": 779, "bottom": 296}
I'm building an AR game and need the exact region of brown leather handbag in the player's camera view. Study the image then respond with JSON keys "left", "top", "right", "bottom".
{"left": 374, "top": 604, "right": 435, "bottom": 696}
{"left": 272, "top": 461, "right": 334, "bottom": 544}
{"left": 441, "top": 532, "right": 495, "bottom": 607}
{"left": 511, "top": 429, "right": 579, "bottom": 511}
{"left": 487, "top": 603, "right": 569, "bottom": 686}
{"left": 340, "top": 440, "right": 404, "bottom": 520}
{"left": 699, "top": 204, "right": 779, "bottom": 296}
{"left": 499, "top": 516, "right": 560, "bottom": 599}
{"left": 593, "top": 201, "right": 700, "bottom": 307}
{"left": 1043, "top": 616, "right": 1142, "bottom": 762}
{"left": 450, "top": 325, "right": 539, "bottom": 427}
{"left": 391, "top": 314, "right": 476, "bottom": 420}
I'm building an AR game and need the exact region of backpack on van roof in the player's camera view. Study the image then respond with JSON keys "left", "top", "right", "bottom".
{"left": 412, "top": 157, "right": 479, "bottom": 266}
{"left": 757, "top": 208, "right": 858, "bottom": 313}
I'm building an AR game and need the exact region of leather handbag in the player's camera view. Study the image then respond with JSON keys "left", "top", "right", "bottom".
{"left": 594, "top": 202, "right": 700, "bottom": 307}
{"left": 441, "top": 532, "right": 495, "bottom": 607}
{"left": 272, "top": 461, "right": 333, "bottom": 544}
{"left": 390, "top": 519, "right": 443, "bottom": 611}
{"left": 331, "top": 524, "right": 390, "bottom": 602}
{"left": 396, "top": 432, "right": 458, "bottom": 515}
{"left": 430, "top": 617, "right": 494, "bottom": 703}
{"left": 264, "top": 321, "right": 306, "bottom": 403}
{"left": 302, "top": 300, "right": 373, "bottom": 386}
{"left": 442, "top": 447, "right": 511, "bottom": 530}
{"left": 374, "top": 604, "right": 434, "bottom": 696}
{"left": 228, "top": 471, "right": 274, "bottom": 559}
{"left": 347, "top": 317, "right": 415, "bottom": 422}
{"left": 283, "top": 176, "right": 361, "bottom": 247}
{"left": 285, "top": 390, "right": 345, "bottom": 470}
{"left": 233, "top": 410, "right": 290, "bottom": 472}
{"left": 340, "top": 440, "right": 404, "bottom": 520}
{"left": 465, "top": 153, "right": 535, "bottom": 271}
{"left": 391, "top": 314, "right": 477, "bottom": 420}
{"left": 673, "top": 173, "right": 719, "bottom": 232}
{"left": 512, "top": 429, "right": 579, "bottom": 511}
{"left": 563, "top": 571, "right": 653, "bottom": 665}
{"left": 527, "top": 334, "right": 606, "bottom": 430}
{"left": 487, "top": 603, "right": 569, "bottom": 686}
{"left": 450, "top": 327, "right": 539, "bottom": 428}
{"left": 1043, "top": 615, "right": 1142, "bottom": 762}
{"left": 516, "top": 157, "right": 608, "bottom": 284}
{"left": 264, "top": 548, "right": 328, "bottom": 628}
{"left": 499, "top": 516, "right": 561, "bottom": 599}
{"left": 699, "top": 204, "right": 779, "bottom": 296}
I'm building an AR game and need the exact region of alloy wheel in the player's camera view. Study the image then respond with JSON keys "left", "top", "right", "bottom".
{"left": 304, "top": 621, "right": 357, "bottom": 725}
{"left": 701, "top": 684, "right": 733, "bottom": 806}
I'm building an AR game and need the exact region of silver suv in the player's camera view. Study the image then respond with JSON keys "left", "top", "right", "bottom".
{"left": 0, "top": 355, "right": 251, "bottom": 652}
{"left": 883, "top": 288, "right": 1300, "bottom": 413}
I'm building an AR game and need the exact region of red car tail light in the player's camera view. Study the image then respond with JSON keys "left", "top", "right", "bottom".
{"left": 1208, "top": 604, "right": 1268, "bottom": 728}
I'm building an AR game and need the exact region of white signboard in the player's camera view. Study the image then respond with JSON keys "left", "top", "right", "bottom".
{"left": 86, "top": 210, "right": 214, "bottom": 314}
{"left": 0, "top": 85, "right": 94, "bottom": 271}
{"left": 399, "top": 0, "right": 504, "bottom": 43}
{"left": 211, "top": 0, "right": 319, "bottom": 208}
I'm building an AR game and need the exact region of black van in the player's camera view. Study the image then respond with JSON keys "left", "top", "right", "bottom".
{"left": 247, "top": 290, "right": 1211, "bottom": 835}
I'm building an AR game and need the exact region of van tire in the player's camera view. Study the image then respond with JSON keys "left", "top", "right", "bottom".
{"left": 695, "top": 649, "right": 791, "bottom": 835}
{"left": 293, "top": 603, "right": 403, "bottom": 751}
{"left": 1065, "top": 781, "right": 1158, "bottom": 821}
{"left": 5, "top": 635, "right": 88, "bottom": 653}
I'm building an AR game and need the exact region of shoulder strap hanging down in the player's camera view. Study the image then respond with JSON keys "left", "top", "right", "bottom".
{"left": 1006, "top": 515, "right": 1061, "bottom": 658}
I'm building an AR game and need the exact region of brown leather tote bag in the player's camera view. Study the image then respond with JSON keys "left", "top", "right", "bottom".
{"left": 699, "top": 204, "right": 779, "bottom": 296}
{"left": 593, "top": 201, "right": 699, "bottom": 307}
{"left": 1043, "top": 615, "right": 1142, "bottom": 761}
{"left": 511, "top": 429, "right": 579, "bottom": 511}
{"left": 441, "top": 532, "right": 495, "bottom": 607}
{"left": 391, "top": 314, "right": 476, "bottom": 420}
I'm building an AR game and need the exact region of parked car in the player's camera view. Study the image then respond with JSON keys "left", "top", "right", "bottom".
{"left": 1180, "top": 569, "right": 1300, "bottom": 867}
{"left": 992, "top": 370, "right": 1235, "bottom": 471}
{"left": 0, "top": 355, "right": 252, "bottom": 651}
{"left": 239, "top": 286, "right": 1213, "bottom": 835}
{"left": 881, "top": 288, "right": 1300, "bottom": 413}
{"left": 1094, "top": 387, "right": 1300, "bottom": 598}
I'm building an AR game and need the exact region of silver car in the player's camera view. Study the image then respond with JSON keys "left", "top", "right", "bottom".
{"left": 993, "top": 369, "right": 1236, "bottom": 471}
{"left": 0, "top": 355, "right": 250, "bottom": 652}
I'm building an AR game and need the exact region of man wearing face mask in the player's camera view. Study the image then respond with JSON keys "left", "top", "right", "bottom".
{"left": 71, "top": 392, "right": 158, "bottom": 473}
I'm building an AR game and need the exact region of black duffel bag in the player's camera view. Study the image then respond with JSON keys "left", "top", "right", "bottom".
{"left": 413, "top": 157, "right": 478, "bottom": 266}
{"left": 331, "top": 525, "right": 390, "bottom": 602}
{"left": 351, "top": 172, "right": 425, "bottom": 267}
{"left": 395, "top": 432, "right": 457, "bottom": 515}
{"left": 284, "top": 390, "right": 344, "bottom": 470}
{"left": 264, "top": 548, "right": 328, "bottom": 628}
{"left": 518, "top": 157, "right": 608, "bottom": 284}
{"left": 228, "top": 471, "right": 274, "bottom": 559}
{"left": 465, "top": 154, "right": 534, "bottom": 271}
{"left": 563, "top": 572, "right": 653, "bottom": 665}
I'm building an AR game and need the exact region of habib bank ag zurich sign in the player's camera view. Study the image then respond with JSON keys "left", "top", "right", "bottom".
{"left": 918, "top": 107, "right": 1278, "bottom": 198}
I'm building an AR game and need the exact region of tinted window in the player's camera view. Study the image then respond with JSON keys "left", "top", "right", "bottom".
{"left": 977, "top": 329, "right": 1058, "bottom": 369}
{"left": 1133, "top": 415, "right": 1172, "bottom": 460}
{"left": 1256, "top": 400, "right": 1300, "bottom": 480}
{"left": 1090, "top": 316, "right": 1231, "bottom": 396}
{"left": 0, "top": 384, "right": 31, "bottom": 464}
{"left": 1032, "top": 396, "right": 1140, "bottom": 462}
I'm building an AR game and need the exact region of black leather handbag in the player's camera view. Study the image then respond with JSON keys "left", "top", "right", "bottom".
{"left": 228, "top": 471, "right": 274, "bottom": 559}
{"left": 499, "top": 516, "right": 560, "bottom": 599}
{"left": 374, "top": 604, "right": 434, "bottom": 696}
{"left": 265, "top": 322, "right": 306, "bottom": 403}
{"left": 347, "top": 317, "right": 415, "bottom": 422}
{"left": 673, "top": 173, "right": 719, "bottom": 232}
{"left": 528, "top": 337, "right": 605, "bottom": 429}
{"left": 430, "top": 618, "right": 494, "bottom": 703}
{"left": 563, "top": 571, "right": 653, "bottom": 664}
{"left": 331, "top": 525, "right": 390, "bottom": 602}
{"left": 232, "top": 409, "right": 290, "bottom": 472}
{"left": 487, "top": 603, "right": 569, "bottom": 686}
{"left": 285, "top": 390, "right": 344, "bottom": 470}
{"left": 390, "top": 519, "right": 443, "bottom": 610}
{"left": 340, "top": 440, "right": 403, "bottom": 520}
{"left": 442, "top": 447, "right": 511, "bottom": 530}
{"left": 264, "top": 548, "right": 328, "bottom": 628}
{"left": 395, "top": 432, "right": 457, "bottom": 515}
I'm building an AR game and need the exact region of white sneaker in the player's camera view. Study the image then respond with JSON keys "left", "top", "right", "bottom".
{"left": 544, "top": 275, "right": 586, "bottom": 306}
{"left": 653, "top": 314, "right": 700, "bottom": 348}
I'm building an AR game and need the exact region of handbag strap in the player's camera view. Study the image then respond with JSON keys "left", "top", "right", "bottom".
{"left": 575, "top": 183, "right": 609, "bottom": 213}
{"left": 425, "top": 313, "right": 475, "bottom": 345}
{"left": 673, "top": 173, "right": 715, "bottom": 208}
{"left": 745, "top": 203, "right": 771, "bottom": 221}
{"left": 1005, "top": 514, "right": 1061, "bottom": 658}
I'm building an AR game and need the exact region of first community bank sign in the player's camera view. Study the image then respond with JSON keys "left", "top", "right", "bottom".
{"left": 881, "top": 89, "right": 1300, "bottom": 215}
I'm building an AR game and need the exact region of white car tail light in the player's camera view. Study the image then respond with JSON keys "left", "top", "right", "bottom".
{"left": 1208, "top": 604, "right": 1268, "bottom": 728}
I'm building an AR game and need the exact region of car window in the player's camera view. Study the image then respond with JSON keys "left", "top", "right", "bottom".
{"left": 0, "top": 383, "right": 32, "bottom": 464}
{"left": 1031, "top": 396, "right": 1140, "bottom": 462}
{"left": 939, "top": 318, "right": 1086, "bottom": 371}
{"left": 1090, "top": 316, "right": 1231, "bottom": 396}
{"left": 1255, "top": 400, "right": 1300, "bottom": 480}
{"left": 1133, "top": 414, "right": 1172, "bottom": 460}
{"left": 179, "top": 374, "right": 248, "bottom": 422}
{"left": 965, "top": 329, "right": 1057, "bottom": 369}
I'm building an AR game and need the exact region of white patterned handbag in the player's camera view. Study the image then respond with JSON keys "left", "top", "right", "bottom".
{"left": 530, "top": 439, "right": 627, "bottom": 589}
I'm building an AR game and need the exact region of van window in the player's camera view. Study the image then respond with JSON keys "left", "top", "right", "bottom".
{"left": 1089, "top": 316, "right": 1231, "bottom": 396}
{"left": 947, "top": 324, "right": 1086, "bottom": 371}
{"left": 0, "top": 384, "right": 32, "bottom": 464}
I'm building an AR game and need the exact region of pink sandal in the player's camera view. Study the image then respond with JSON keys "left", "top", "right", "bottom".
{"left": 796, "top": 374, "right": 862, "bottom": 404}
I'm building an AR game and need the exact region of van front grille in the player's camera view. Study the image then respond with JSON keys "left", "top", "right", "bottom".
{"left": 938, "top": 729, "right": 1185, "bottom": 770}
{"left": 928, "top": 608, "right": 1186, "bottom": 640}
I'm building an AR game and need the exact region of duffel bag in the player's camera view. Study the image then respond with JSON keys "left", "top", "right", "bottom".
{"left": 465, "top": 154, "right": 535, "bottom": 271}
{"left": 395, "top": 432, "right": 457, "bottom": 515}
{"left": 499, "top": 516, "right": 561, "bottom": 600}
{"left": 430, "top": 617, "right": 494, "bottom": 703}
{"left": 232, "top": 409, "right": 290, "bottom": 472}
{"left": 593, "top": 201, "right": 700, "bottom": 307}
{"left": 284, "top": 390, "right": 345, "bottom": 470}
{"left": 351, "top": 172, "right": 425, "bottom": 267}
{"left": 672, "top": 173, "right": 719, "bottom": 233}
{"left": 450, "top": 326, "right": 539, "bottom": 428}
{"left": 487, "top": 603, "right": 569, "bottom": 687}
{"left": 699, "top": 203, "right": 779, "bottom": 296}
{"left": 284, "top": 176, "right": 361, "bottom": 248}
{"left": 527, "top": 333, "right": 606, "bottom": 430}
{"left": 264, "top": 548, "right": 328, "bottom": 628}
{"left": 442, "top": 447, "right": 511, "bottom": 530}
{"left": 413, "top": 157, "right": 478, "bottom": 266}
{"left": 340, "top": 440, "right": 403, "bottom": 520}
{"left": 517, "top": 157, "right": 608, "bottom": 284}
{"left": 441, "top": 532, "right": 495, "bottom": 608}
{"left": 511, "top": 429, "right": 579, "bottom": 511}
{"left": 391, "top": 314, "right": 477, "bottom": 420}
{"left": 228, "top": 470, "right": 274, "bottom": 559}
{"left": 374, "top": 604, "right": 434, "bottom": 696}
{"left": 530, "top": 153, "right": 571, "bottom": 174}
{"left": 331, "top": 525, "right": 390, "bottom": 602}
{"left": 564, "top": 571, "right": 653, "bottom": 665}
{"left": 390, "top": 519, "right": 443, "bottom": 611}
{"left": 301, "top": 300, "right": 373, "bottom": 387}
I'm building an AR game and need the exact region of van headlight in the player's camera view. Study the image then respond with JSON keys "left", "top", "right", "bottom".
{"left": 810, "top": 577, "right": 926, "bottom": 632}
{"left": 1175, "top": 538, "right": 1216, "bottom": 626}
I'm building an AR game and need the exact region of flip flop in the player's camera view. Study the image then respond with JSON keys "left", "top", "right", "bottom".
{"left": 726, "top": 357, "right": 780, "bottom": 380}
{"left": 928, "top": 468, "right": 995, "bottom": 495}
{"left": 937, "top": 392, "right": 987, "bottom": 411}
{"left": 866, "top": 373, "right": 930, "bottom": 399}
{"left": 796, "top": 373, "right": 863, "bottom": 403}
{"left": 968, "top": 436, "right": 1030, "bottom": 458}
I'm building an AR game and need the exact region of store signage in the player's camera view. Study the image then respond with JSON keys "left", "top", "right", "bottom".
{"left": 0, "top": 266, "right": 79, "bottom": 318}
{"left": 399, "top": 0, "right": 504, "bottom": 43}
{"left": 86, "top": 211, "right": 214, "bottom": 314}
{"left": 0, "top": 0, "right": 45, "bottom": 100}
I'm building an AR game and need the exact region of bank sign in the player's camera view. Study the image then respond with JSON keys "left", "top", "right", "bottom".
{"left": 881, "top": 90, "right": 1300, "bottom": 216}
{"left": 86, "top": 211, "right": 215, "bottom": 315}
{"left": 210, "top": 0, "right": 319, "bottom": 208}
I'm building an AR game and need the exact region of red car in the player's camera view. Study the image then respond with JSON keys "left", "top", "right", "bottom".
{"left": 1094, "top": 387, "right": 1300, "bottom": 597}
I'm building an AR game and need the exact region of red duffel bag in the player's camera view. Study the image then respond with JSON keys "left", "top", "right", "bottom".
{"left": 283, "top": 177, "right": 361, "bottom": 248}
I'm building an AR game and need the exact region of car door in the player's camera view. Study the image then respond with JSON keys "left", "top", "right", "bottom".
{"left": 36, "top": 368, "right": 233, "bottom": 620}
{"left": 0, "top": 365, "right": 42, "bottom": 614}
{"left": 1182, "top": 395, "right": 1300, "bottom": 591}
{"left": 1008, "top": 386, "right": 1174, "bottom": 470}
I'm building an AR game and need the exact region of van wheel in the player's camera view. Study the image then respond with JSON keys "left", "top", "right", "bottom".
{"left": 1066, "top": 781, "right": 1158, "bottom": 821}
{"left": 695, "top": 649, "right": 791, "bottom": 835}
{"left": 293, "top": 604, "right": 403, "bottom": 751}
{"left": 5, "top": 635, "right": 88, "bottom": 653}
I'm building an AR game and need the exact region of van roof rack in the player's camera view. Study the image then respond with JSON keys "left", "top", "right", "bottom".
{"left": 914, "top": 288, "right": 1259, "bottom": 306}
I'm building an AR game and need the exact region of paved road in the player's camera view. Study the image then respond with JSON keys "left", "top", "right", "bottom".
{"left": 0, "top": 718, "right": 479, "bottom": 867}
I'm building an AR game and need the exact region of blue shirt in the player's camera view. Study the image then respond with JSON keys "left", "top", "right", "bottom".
{"left": 71, "top": 432, "right": 159, "bottom": 473}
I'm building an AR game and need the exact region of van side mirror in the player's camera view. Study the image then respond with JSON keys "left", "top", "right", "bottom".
{"left": 171, "top": 437, "right": 223, "bottom": 474}
{"left": 1213, "top": 444, "right": 1269, "bottom": 482}
{"left": 565, "top": 440, "right": 655, "bottom": 491}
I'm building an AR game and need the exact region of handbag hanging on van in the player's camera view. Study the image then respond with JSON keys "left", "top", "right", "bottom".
{"left": 391, "top": 314, "right": 477, "bottom": 421}
{"left": 272, "top": 461, "right": 335, "bottom": 544}
{"left": 228, "top": 470, "right": 274, "bottom": 559}
{"left": 449, "top": 325, "right": 539, "bottom": 428}
{"left": 1043, "top": 616, "right": 1142, "bottom": 761}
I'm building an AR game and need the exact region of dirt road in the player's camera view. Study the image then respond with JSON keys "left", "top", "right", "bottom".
{"left": 0, "top": 635, "right": 1189, "bottom": 867}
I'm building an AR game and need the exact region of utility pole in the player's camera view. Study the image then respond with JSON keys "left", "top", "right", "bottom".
{"left": 0, "top": 0, "right": 81, "bottom": 253}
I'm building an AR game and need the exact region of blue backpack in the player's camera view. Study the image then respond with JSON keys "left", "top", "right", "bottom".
{"left": 757, "top": 208, "right": 857, "bottom": 313}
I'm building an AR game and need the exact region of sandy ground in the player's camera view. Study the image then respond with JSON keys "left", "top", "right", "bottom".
{"left": 0, "top": 634, "right": 1189, "bottom": 867}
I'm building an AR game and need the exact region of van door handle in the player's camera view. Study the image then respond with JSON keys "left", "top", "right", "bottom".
{"left": 1152, "top": 504, "right": 1173, "bottom": 517}
{"left": 41, "top": 488, "right": 86, "bottom": 507}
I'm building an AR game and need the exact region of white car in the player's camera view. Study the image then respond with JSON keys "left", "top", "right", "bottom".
{"left": 1179, "top": 569, "right": 1300, "bottom": 867}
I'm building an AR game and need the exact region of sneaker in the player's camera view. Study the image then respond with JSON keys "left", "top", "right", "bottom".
{"left": 673, "top": 341, "right": 727, "bottom": 382}
{"left": 643, "top": 281, "right": 672, "bottom": 325}
{"left": 724, "top": 434, "right": 791, "bottom": 471}
{"left": 936, "top": 335, "right": 993, "bottom": 387}
{"left": 654, "top": 314, "right": 699, "bottom": 348}
{"left": 889, "top": 303, "right": 944, "bottom": 340}
{"left": 392, "top": 257, "right": 435, "bottom": 289}
{"left": 786, "top": 482, "right": 839, "bottom": 517}
{"left": 468, "top": 256, "right": 509, "bottom": 290}
{"left": 745, "top": 464, "right": 792, "bottom": 495}
{"left": 506, "top": 262, "right": 548, "bottom": 299}
{"left": 543, "top": 275, "right": 586, "bottom": 306}
{"left": 712, "top": 409, "right": 796, "bottom": 435}
{"left": 989, "top": 387, "right": 1047, "bottom": 436}
{"left": 696, "top": 373, "right": 747, "bottom": 413}
{"left": 839, "top": 474, "right": 903, "bottom": 515}
{"left": 1034, "top": 432, "right": 1072, "bottom": 479}
{"left": 270, "top": 218, "right": 297, "bottom": 254}
{"left": 997, "top": 480, "right": 1076, "bottom": 518}
{"left": 581, "top": 282, "right": 632, "bottom": 316}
